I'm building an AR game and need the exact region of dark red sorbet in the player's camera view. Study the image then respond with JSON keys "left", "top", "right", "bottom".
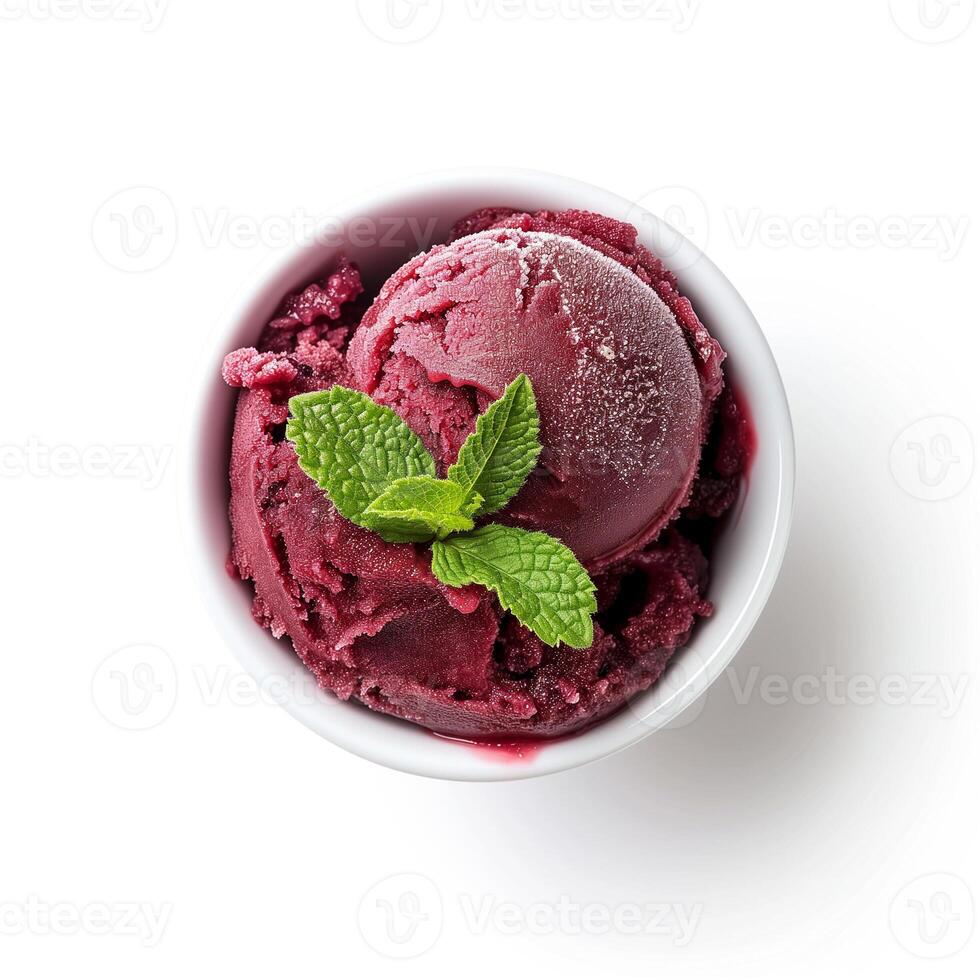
{"left": 222, "top": 208, "right": 752, "bottom": 739}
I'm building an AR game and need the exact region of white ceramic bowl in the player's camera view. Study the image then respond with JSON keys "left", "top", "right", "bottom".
{"left": 182, "top": 168, "right": 795, "bottom": 781}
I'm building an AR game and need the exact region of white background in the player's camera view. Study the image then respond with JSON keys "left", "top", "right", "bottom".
{"left": 1, "top": 1, "right": 978, "bottom": 976}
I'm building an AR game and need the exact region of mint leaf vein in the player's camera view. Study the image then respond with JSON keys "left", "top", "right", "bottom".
{"left": 286, "top": 387, "right": 435, "bottom": 523}
{"left": 430, "top": 525, "right": 597, "bottom": 649}
{"left": 362, "top": 476, "right": 480, "bottom": 543}
{"left": 447, "top": 373, "right": 541, "bottom": 517}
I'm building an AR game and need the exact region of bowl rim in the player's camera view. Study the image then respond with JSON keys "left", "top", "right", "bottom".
{"left": 180, "top": 166, "right": 795, "bottom": 781}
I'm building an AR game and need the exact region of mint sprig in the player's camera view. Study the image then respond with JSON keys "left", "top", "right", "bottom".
{"left": 286, "top": 374, "right": 597, "bottom": 649}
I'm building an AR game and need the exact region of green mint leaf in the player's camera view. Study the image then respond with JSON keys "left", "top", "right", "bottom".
{"left": 430, "top": 524, "right": 597, "bottom": 649}
{"left": 362, "top": 476, "right": 480, "bottom": 543}
{"left": 286, "top": 386, "right": 435, "bottom": 524}
{"left": 447, "top": 373, "right": 541, "bottom": 517}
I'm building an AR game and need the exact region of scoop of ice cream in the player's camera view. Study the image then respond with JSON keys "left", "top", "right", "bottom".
{"left": 223, "top": 211, "right": 745, "bottom": 740}
{"left": 348, "top": 227, "right": 717, "bottom": 567}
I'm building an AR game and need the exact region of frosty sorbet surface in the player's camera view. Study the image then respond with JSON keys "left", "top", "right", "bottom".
{"left": 223, "top": 208, "right": 752, "bottom": 739}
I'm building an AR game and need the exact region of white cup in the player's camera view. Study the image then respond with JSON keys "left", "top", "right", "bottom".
{"left": 181, "top": 168, "right": 795, "bottom": 781}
